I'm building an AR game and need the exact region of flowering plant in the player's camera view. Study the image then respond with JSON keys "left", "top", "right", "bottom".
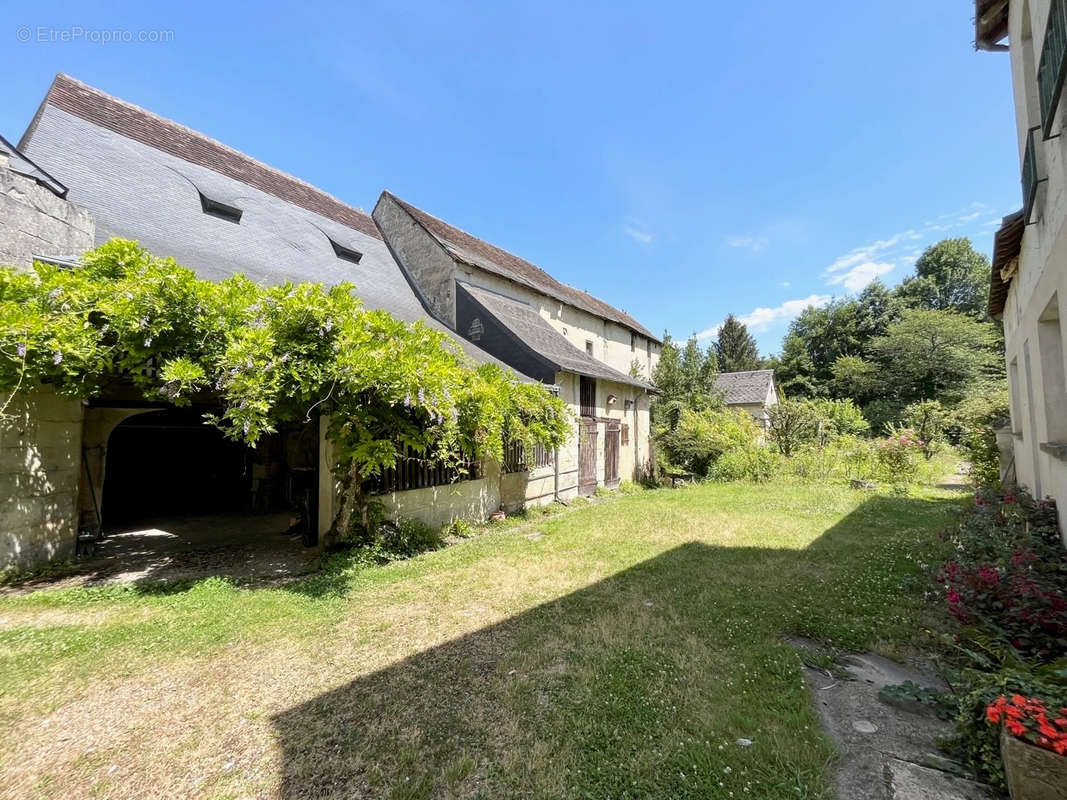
{"left": 986, "top": 694, "right": 1067, "bottom": 755}
{"left": 875, "top": 426, "right": 924, "bottom": 487}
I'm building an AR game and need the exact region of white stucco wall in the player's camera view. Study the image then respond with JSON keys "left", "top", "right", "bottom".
{"left": 1001, "top": 0, "right": 1067, "bottom": 540}
{"left": 0, "top": 390, "right": 84, "bottom": 569}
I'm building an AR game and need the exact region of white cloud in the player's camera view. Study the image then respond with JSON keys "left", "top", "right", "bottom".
{"left": 725, "top": 234, "right": 769, "bottom": 253}
{"left": 779, "top": 280, "right": 791, "bottom": 288}
{"left": 696, "top": 294, "right": 832, "bottom": 339}
{"left": 822, "top": 202, "right": 1004, "bottom": 294}
{"left": 623, "top": 225, "right": 654, "bottom": 245}
{"left": 826, "top": 261, "right": 895, "bottom": 292}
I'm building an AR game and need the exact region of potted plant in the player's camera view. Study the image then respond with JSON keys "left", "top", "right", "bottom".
{"left": 987, "top": 694, "right": 1067, "bottom": 799}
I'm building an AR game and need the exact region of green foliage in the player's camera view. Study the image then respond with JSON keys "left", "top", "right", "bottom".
{"left": 659, "top": 406, "right": 761, "bottom": 477}
{"left": 875, "top": 427, "right": 924, "bottom": 489}
{"left": 446, "top": 518, "right": 475, "bottom": 538}
{"left": 866, "top": 310, "right": 1000, "bottom": 405}
{"left": 770, "top": 239, "right": 1005, "bottom": 433}
{"left": 952, "top": 386, "right": 1010, "bottom": 488}
{"left": 714, "top": 314, "right": 760, "bottom": 373}
{"left": 808, "top": 398, "right": 870, "bottom": 438}
{"left": 775, "top": 282, "right": 902, "bottom": 399}
{"left": 766, "top": 399, "right": 821, "bottom": 456}
{"left": 708, "top": 444, "right": 780, "bottom": 483}
{"left": 897, "top": 238, "right": 991, "bottom": 318}
{"left": 946, "top": 666, "right": 1067, "bottom": 790}
{"left": 651, "top": 333, "right": 720, "bottom": 424}
{"left": 0, "top": 240, "right": 571, "bottom": 535}
{"left": 902, "top": 400, "right": 948, "bottom": 459}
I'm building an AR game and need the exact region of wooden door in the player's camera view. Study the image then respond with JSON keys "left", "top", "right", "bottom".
{"left": 578, "top": 419, "right": 598, "bottom": 496}
{"left": 604, "top": 421, "right": 621, "bottom": 490}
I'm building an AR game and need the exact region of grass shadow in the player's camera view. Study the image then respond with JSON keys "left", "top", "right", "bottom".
{"left": 271, "top": 491, "right": 960, "bottom": 800}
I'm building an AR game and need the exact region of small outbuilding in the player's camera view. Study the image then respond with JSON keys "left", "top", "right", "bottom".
{"left": 713, "top": 369, "right": 779, "bottom": 428}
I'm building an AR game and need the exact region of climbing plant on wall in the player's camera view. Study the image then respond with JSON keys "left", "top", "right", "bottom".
{"left": 0, "top": 239, "right": 571, "bottom": 536}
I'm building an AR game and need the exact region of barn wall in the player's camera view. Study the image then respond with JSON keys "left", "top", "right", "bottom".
{"left": 0, "top": 390, "right": 84, "bottom": 569}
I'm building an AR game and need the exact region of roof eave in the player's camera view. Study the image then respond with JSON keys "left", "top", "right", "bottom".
{"left": 975, "top": 0, "right": 1010, "bottom": 51}
{"left": 988, "top": 209, "right": 1024, "bottom": 316}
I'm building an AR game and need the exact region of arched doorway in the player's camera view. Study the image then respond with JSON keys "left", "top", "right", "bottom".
{"left": 101, "top": 407, "right": 252, "bottom": 526}
{"left": 90, "top": 407, "right": 320, "bottom": 580}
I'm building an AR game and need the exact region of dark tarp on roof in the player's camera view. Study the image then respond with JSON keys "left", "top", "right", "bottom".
{"left": 713, "top": 369, "right": 776, "bottom": 406}
{"left": 383, "top": 191, "right": 660, "bottom": 344}
{"left": 0, "top": 133, "right": 67, "bottom": 196}
{"left": 988, "top": 209, "right": 1024, "bottom": 316}
{"left": 457, "top": 283, "right": 651, "bottom": 389}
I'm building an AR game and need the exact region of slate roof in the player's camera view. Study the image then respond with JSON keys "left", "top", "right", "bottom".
{"left": 17, "top": 75, "right": 511, "bottom": 369}
{"left": 459, "top": 283, "right": 650, "bottom": 389}
{"left": 383, "top": 192, "right": 660, "bottom": 343}
{"left": 714, "top": 369, "right": 776, "bottom": 406}
{"left": 24, "top": 74, "right": 380, "bottom": 239}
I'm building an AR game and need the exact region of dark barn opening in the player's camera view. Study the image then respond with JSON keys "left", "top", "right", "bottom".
{"left": 103, "top": 408, "right": 251, "bottom": 525}
{"left": 95, "top": 408, "right": 321, "bottom": 577}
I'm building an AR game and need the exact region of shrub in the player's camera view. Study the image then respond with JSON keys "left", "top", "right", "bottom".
{"left": 766, "top": 399, "right": 821, "bottom": 456}
{"left": 788, "top": 443, "right": 839, "bottom": 482}
{"left": 809, "top": 398, "right": 870, "bottom": 438}
{"left": 875, "top": 428, "right": 924, "bottom": 487}
{"left": 376, "top": 517, "right": 444, "bottom": 560}
{"left": 952, "top": 388, "right": 1010, "bottom": 489}
{"left": 902, "top": 400, "right": 948, "bottom": 460}
{"left": 709, "top": 445, "right": 780, "bottom": 483}
{"left": 662, "top": 406, "right": 761, "bottom": 477}
{"left": 446, "top": 518, "right": 474, "bottom": 538}
{"left": 939, "top": 492, "right": 1067, "bottom": 661}
{"left": 837, "top": 435, "right": 879, "bottom": 481}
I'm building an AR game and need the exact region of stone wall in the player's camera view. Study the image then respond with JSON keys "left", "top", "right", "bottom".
{"left": 0, "top": 391, "right": 84, "bottom": 569}
{"left": 0, "top": 151, "right": 96, "bottom": 569}
{"left": 0, "top": 152, "right": 94, "bottom": 270}
{"left": 372, "top": 193, "right": 458, "bottom": 326}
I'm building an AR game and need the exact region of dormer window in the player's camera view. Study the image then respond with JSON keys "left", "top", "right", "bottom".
{"left": 585, "top": 340, "right": 594, "bottom": 355}
{"left": 199, "top": 192, "right": 242, "bottom": 223}
{"left": 330, "top": 239, "right": 363, "bottom": 264}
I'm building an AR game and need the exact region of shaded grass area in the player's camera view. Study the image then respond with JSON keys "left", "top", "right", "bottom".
{"left": 0, "top": 480, "right": 964, "bottom": 799}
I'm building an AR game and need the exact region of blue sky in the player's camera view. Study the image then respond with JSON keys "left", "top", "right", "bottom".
{"left": 3, "top": 0, "right": 1019, "bottom": 353}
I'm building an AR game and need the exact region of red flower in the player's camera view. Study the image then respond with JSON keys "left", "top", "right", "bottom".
{"left": 1007, "top": 720, "right": 1026, "bottom": 737}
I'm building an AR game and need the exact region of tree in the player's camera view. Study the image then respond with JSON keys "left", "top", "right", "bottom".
{"left": 651, "top": 333, "right": 684, "bottom": 407}
{"left": 866, "top": 309, "right": 1000, "bottom": 406}
{"left": 774, "top": 332, "right": 820, "bottom": 398}
{"left": 901, "top": 400, "right": 948, "bottom": 460}
{"left": 766, "top": 399, "right": 821, "bottom": 456}
{"left": 715, "top": 315, "right": 760, "bottom": 373}
{"left": 652, "top": 333, "right": 719, "bottom": 430}
{"left": 895, "top": 238, "right": 990, "bottom": 318}
{"left": 777, "top": 282, "right": 904, "bottom": 399}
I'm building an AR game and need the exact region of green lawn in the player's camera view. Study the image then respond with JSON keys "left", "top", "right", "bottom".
{"left": 0, "top": 480, "right": 963, "bottom": 799}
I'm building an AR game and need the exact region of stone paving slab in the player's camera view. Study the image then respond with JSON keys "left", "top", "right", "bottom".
{"left": 886, "top": 759, "right": 995, "bottom": 800}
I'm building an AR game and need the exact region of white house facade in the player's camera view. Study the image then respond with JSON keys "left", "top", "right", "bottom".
{"left": 977, "top": 0, "right": 1067, "bottom": 536}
